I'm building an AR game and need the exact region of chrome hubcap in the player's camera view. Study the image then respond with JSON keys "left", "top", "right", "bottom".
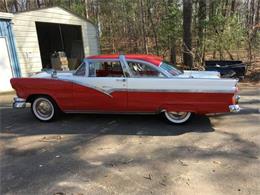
{"left": 35, "top": 100, "right": 53, "bottom": 118}
{"left": 167, "top": 112, "right": 189, "bottom": 120}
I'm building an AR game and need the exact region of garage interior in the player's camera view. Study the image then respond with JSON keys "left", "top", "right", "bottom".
{"left": 36, "top": 22, "right": 84, "bottom": 70}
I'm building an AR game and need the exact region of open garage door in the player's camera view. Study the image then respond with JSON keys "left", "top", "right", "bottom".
{"left": 36, "top": 22, "right": 84, "bottom": 70}
{"left": 0, "top": 37, "right": 13, "bottom": 92}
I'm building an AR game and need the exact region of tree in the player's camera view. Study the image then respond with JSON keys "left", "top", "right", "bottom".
{"left": 183, "top": 0, "right": 193, "bottom": 68}
{"left": 3, "top": 0, "right": 9, "bottom": 12}
{"left": 197, "top": 0, "right": 206, "bottom": 65}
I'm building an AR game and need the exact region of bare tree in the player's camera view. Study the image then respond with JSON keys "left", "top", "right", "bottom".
{"left": 36, "top": 0, "right": 41, "bottom": 8}
{"left": 183, "top": 0, "right": 193, "bottom": 68}
{"left": 197, "top": 0, "right": 206, "bottom": 65}
{"left": 85, "top": 0, "right": 89, "bottom": 19}
{"left": 140, "top": 0, "right": 148, "bottom": 54}
{"left": 3, "top": 0, "right": 9, "bottom": 12}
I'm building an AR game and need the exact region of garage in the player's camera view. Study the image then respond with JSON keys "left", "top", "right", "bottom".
{"left": 12, "top": 6, "right": 99, "bottom": 77}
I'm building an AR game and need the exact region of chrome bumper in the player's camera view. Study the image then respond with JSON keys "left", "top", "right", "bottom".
{"left": 13, "top": 97, "right": 26, "bottom": 108}
{"left": 229, "top": 104, "right": 240, "bottom": 113}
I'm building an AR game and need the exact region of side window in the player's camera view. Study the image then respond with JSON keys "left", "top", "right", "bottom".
{"left": 127, "top": 61, "right": 165, "bottom": 78}
{"left": 89, "top": 61, "right": 125, "bottom": 77}
{"left": 74, "top": 62, "right": 86, "bottom": 76}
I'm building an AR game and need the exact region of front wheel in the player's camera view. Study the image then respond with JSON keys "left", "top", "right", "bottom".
{"left": 31, "top": 96, "right": 57, "bottom": 122}
{"left": 163, "top": 111, "right": 192, "bottom": 124}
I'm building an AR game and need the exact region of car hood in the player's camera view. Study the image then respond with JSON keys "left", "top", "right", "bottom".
{"left": 177, "top": 70, "right": 220, "bottom": 79}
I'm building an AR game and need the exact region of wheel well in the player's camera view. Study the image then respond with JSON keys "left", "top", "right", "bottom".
{"left": 27, "top": 94, "right": 56, "bottom": 105}
{"left": 27, "top": 94, "right": 62, "bottom": 112}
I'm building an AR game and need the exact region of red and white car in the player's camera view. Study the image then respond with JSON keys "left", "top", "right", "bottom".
{"left": 10, "top": 54, "right": 240, "bottom": 124}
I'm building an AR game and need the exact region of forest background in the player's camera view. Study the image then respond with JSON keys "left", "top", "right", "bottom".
{"left": 1, "top": 0, "right": 259, "bottom": 73}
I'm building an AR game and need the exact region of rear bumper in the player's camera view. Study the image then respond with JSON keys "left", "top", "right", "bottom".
{"left": 229, "top": 104, "right": 240, "bottom": 112}
{"left": 235, "top": 95, "right": 240, "bottom": 104}
{"left": 13, "top": 97, "right": 26, "bottom": 108}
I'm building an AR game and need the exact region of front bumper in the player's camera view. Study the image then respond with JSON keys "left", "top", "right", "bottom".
{"left": 13, "top": 97, "right": 26, "bottom": 108}
{"left": 229, "top": 104, "right": 240, "bottom": 112}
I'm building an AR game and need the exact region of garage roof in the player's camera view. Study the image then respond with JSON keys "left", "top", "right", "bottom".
{"left": 13, "top": 6, "right": 95, "bottom": 26}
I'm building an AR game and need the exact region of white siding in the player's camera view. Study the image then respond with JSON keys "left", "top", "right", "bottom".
{"left": 12, "top": 7, "right": 99, "bottom": 77}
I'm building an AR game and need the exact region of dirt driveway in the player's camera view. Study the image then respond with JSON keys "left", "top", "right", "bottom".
{"left": 0, "top": 82, "right": 259, "bottom": 195}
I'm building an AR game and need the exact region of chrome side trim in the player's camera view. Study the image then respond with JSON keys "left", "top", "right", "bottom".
{"left": 64, "top": 110, "right": 157, "bottom": 115}
{"left": 59, "top": 78, "right": 237, "bottom": 95}
{"left": 229, "top": 104, "right": 240, "bottom": 112}
{"left": 13, "top": 97, "right": 26, "bottom": 108}
{"left": 107, "top": 88, "right": 236, "bottom": 94}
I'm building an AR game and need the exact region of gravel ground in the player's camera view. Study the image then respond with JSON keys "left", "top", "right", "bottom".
{"left": 0, "top": 82, "right": 259, "bottom": 195}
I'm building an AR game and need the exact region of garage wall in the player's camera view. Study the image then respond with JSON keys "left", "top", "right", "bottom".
{"left": 12, "top": 7, "right": 99, "bottom": 77}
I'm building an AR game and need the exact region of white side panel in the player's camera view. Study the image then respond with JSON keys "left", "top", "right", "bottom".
{"left": 0, "top": 38, "right": 13, "bottom": 92}
{"left": 127, "top": 78, "right": 237, "bottom": 93}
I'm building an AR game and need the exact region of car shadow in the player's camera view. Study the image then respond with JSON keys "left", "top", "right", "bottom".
{"left": 1, "top": 108, "right": 214, "bottom": 137}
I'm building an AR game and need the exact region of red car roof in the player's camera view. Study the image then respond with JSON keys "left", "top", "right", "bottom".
{"left": 86, "top": 54, "right": 163, "bottom": 66}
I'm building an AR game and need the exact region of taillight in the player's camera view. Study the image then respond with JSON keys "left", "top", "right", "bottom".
{"left": 232, "top": 96, "right": 236, "bottom": 104}
{"left": 235, "top": 87, "right": 239, "bottom": 93}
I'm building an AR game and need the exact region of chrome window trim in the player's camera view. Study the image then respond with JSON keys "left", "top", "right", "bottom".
{"left": 159, "top": 61, "right": 183, "bottom": 77}
{"left": 119, "top": 55, "right": 133, "bottom": 77}
{"left": 124, "top": 59, "right": 171, "bottom": 78}
{"left": 74, "top": 61, "right": 88, "bottom": 77}
{"left": 84, "top": 57, "right": 239, "bottom": 81}
{"left": 85, "top": 58, "right": 126, "bottom": 78}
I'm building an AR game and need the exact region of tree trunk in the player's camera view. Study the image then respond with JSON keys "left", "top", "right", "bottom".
{"left": 3, "top": 0, "right": 9, "bottom": 12}
{"left": 36, "top": 0, "right": 41, "bottom": 8}
{"left": 13, "top": 0, "right": 19, "bottom": 12}
{"left": 231, "top": 0, "right": 236, "bottom": 14}
{"left": 250, "top": 0, "right": 255, "bottom": 27}
{"left": 147, "top": 0, "right": 159, "bottom": 55}
{"left": 255, "top": 0, "right": 260, "bottom": 25}
{"left": 197, "top": 0, "right": 206, "bottom": 65}
{"left": 183, "top": 0, "right": 193, "bottom": 68}
{"left": 170, "top": 40, "right": 177, "bottom": 65}
{"left": 140, "top": 0, "right": 148, "bottom": 54}
{"left": 85, "top": 0, "right": 89, "bottom": 19}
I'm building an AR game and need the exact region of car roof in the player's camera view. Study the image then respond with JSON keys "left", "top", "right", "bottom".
{"left": 86, "top": 54, "right": 163, "bottom": 66}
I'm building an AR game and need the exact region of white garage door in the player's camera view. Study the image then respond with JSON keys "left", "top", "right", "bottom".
{"left": 0, "top": 37, "right": 13, "bottom": 93}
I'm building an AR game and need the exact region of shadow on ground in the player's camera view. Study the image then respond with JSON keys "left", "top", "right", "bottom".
{"left": 0, "top": 108, "right": 214, "bottom": 137}
{"left": 1, "top": 105, "right": 259, "bottom": 194}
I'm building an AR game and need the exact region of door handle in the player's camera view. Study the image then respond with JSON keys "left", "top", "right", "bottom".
{"left": 115, "top": 78, "right": 126, "bottom": 82}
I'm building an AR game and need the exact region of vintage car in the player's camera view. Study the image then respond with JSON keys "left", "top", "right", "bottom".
{"left": 10, "top": 54, "right": 240, "bottom": 124}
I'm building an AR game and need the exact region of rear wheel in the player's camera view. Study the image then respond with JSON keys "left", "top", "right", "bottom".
{"left": 31, "top": 96, "right": 57, "bottom": 122}
{"left": 163, "top": 111, "right": 192, "bottom": 124}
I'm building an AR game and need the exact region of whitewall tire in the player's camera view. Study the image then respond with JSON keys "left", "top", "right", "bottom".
{"left": 164, "top": 111, "right": 192, "bottom": 124}
{"left": 31, "top": 97, "right": 56, "bottom": 122}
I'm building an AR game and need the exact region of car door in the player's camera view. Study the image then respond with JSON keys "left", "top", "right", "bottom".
{"left": 126, "top": 60, "right": 167, "bottom": 112}
{"left": 72, "top": 60, "right": 127, "bottom": 112}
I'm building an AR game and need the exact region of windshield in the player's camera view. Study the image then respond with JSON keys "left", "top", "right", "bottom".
{"left": 160, "top": 61, "right": 183, "bottom": 76}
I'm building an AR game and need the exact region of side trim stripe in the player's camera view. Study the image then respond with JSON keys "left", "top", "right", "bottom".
{"left": 60, "top": 78, "right": 234, "bottom": 95}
